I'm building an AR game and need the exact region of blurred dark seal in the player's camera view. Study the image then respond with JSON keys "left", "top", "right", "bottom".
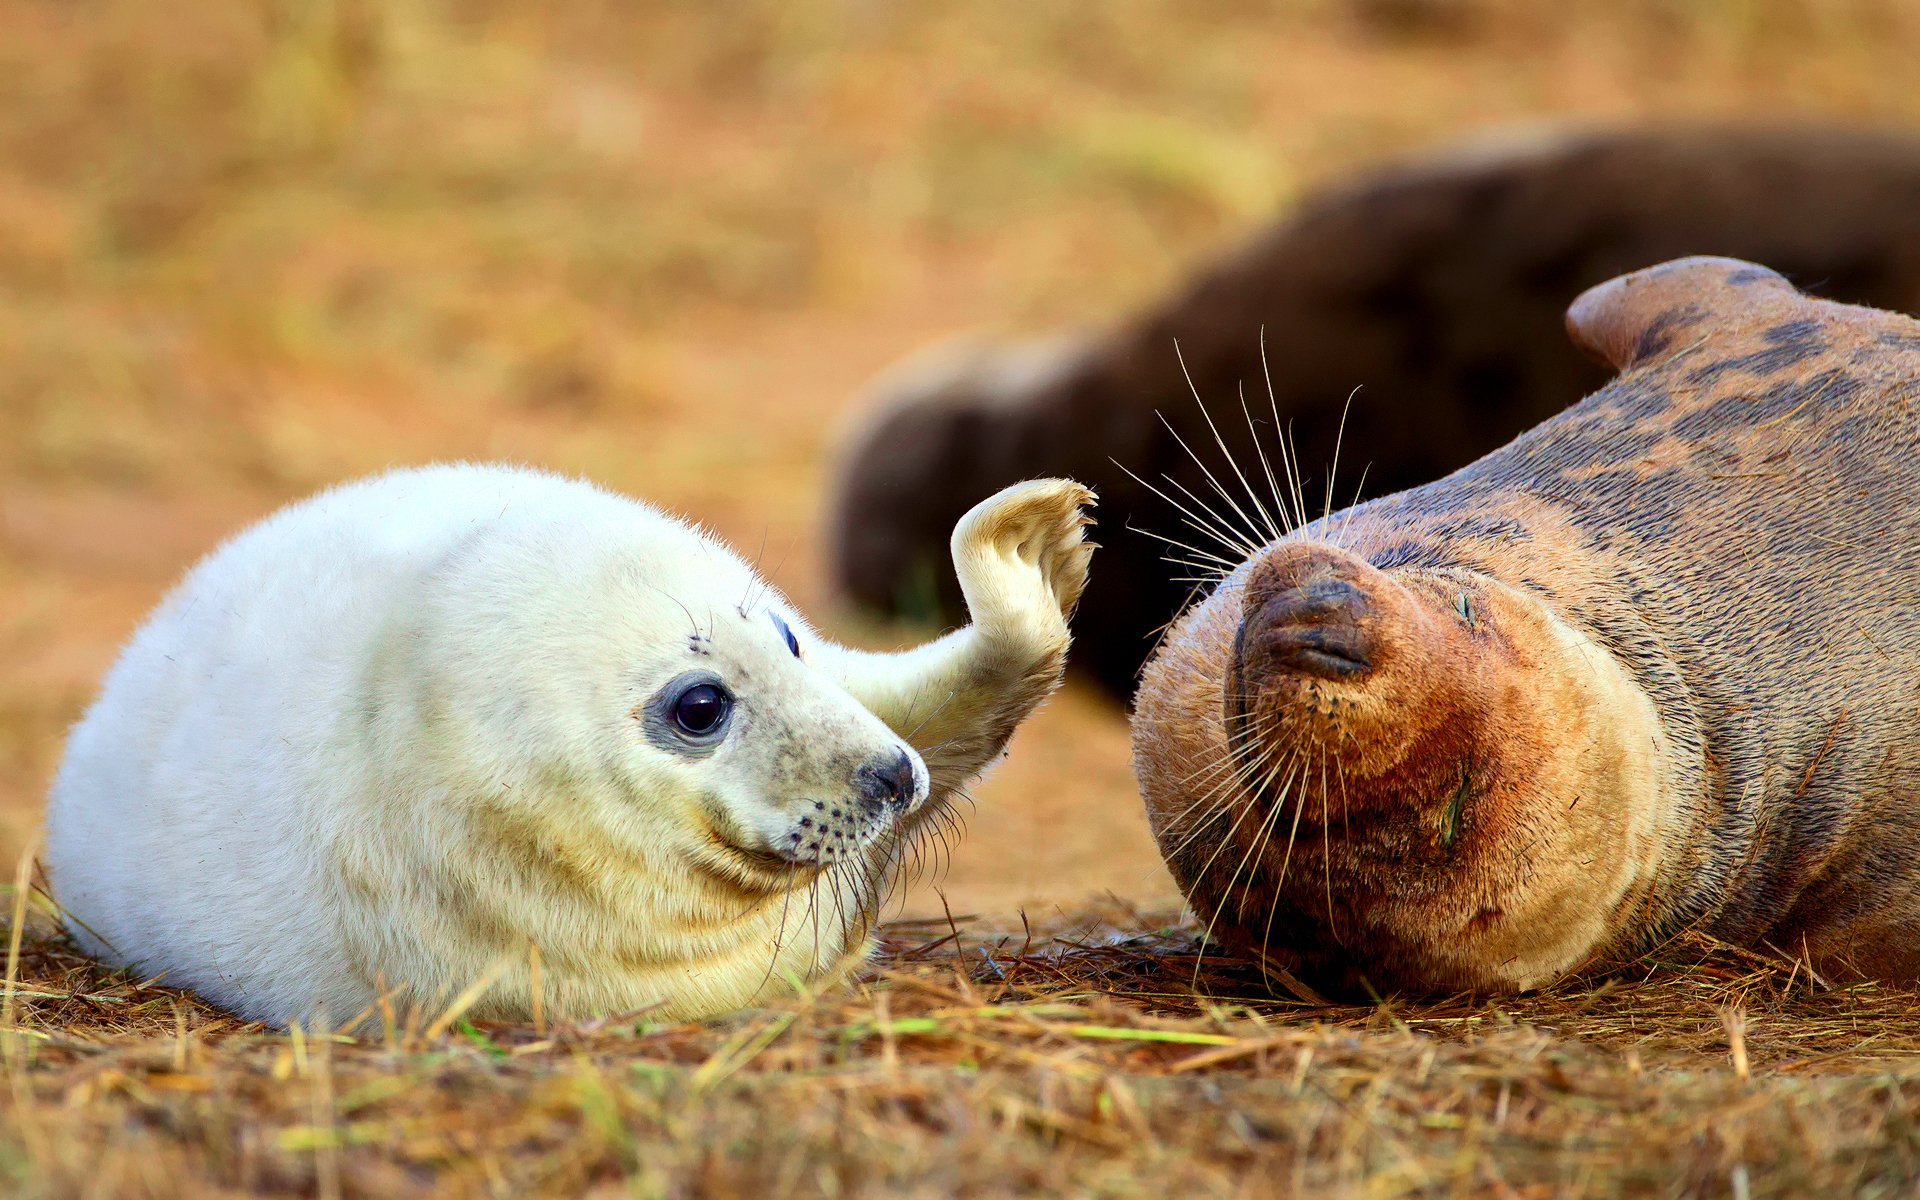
{"left": 828, "top": 124, "right": 1920, "bottom": 701}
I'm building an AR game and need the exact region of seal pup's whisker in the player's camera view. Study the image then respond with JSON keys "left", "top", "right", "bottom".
{"left": 1157, "top": 731, "right": 1284, "bottom": 829}
{"left": 741, "top": 531, "right": 800, "bottom": 622}
{"left": 1125, "top": 522, "right": 1243, "bottom": 577}
{"left": 1317, "top": 751, "right": 1337, "bottom": 940}
{"left": 824, "top": 865, "right": 857, "bottom": 955}
{"left": 1163, "top": 760, "right": 1274, "bottom": 883}
{"left": 648, "top": 583, "right": 703, "bottom": 645}
{"left": 929, "top": 804, "right": 966, "bottom": 883}
{"left": 1164, "top": 564, "right": 1242, "bottom": 586}
{"left": 935, "top": 799, "right": 967, "bottom": 849}
{"left": 802, "top": 872, "right": 826, "bottom": 979}
{"left": 737, "top": 524, "right": 772, "bottom": 616}
{"left": 1161, "top": 711, "right": 1285, "bottom": 794}
{"left": 1280, "top": 420, "right": 1311, "bottom": 539}
{"left": 1332, "top": 749, "right": 1354, "bottom": 902}
{"left": 1267, "top": 753, "right": 1315, "bottom": 899}
{"left": 1156, "top": 470, "right": 1265, "bottom": 560}
{"left": 913, "top": 823, "right": 943, "bottom": 888}
{"left": 753, "top": 860, "right": 805, "bottom": 1002}
{"left": 898, "top": 683, "right": 957, "bottom": 744}
{"left": 897, "top": 817, "right": 930, "bottom": 887}
{"left": 1150, "top": 524, "right": 1254, "bottom": 582}
{"left": 1330, "top": 463, "right": 1373, "bottom": 548}
{"left": 1259, "top": 773, "right": 1309, "bottom": 986}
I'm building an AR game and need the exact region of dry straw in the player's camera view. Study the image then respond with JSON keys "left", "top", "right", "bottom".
{"left": 0, "top": 887, "right": 1917, "bottom": 1197}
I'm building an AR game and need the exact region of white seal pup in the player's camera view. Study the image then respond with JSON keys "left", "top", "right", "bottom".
{"left": 43, "top": 463, "right": 1094, "bottom": 1026}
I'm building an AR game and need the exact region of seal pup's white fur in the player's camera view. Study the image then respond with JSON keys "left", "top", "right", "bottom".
{"left": 44, "top": 463, "right": 1093, "bottom": 1026}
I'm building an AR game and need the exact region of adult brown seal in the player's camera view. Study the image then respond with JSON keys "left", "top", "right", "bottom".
{"left": 1131, "top": 256, "right": 1920, "bottom": 995}
{"left": 829, "top": 125, "right": 1920, "bottom": 702}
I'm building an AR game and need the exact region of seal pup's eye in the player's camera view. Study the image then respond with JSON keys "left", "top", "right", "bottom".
{"left": 1455, "top": 591, "right": 1476, "bottom": 628}
{"left": 672, "top": 683, "right": 732, "bottom": 736}
{"left": 769, "top": 612, "right": 800, "bottom": 657}
{"left": 642, "top": 672, "right": 735, "bottom": 753}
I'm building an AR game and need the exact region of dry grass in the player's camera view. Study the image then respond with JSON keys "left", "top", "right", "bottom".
{"left": 9, "top": 0, "right": 1920, "bottom": 1194}
{"left": 4, "top": 896, "right": 1920, "bottom": 1198}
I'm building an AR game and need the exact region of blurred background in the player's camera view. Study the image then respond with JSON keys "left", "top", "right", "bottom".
{"left": 3, "top": 0, "right": 1918, "bottom": 920}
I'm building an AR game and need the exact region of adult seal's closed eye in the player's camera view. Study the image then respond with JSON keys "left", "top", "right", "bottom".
{"left": 1132, "top": 257, "right": 1920, "bottom": 996}
{"left": 44, "top": 464, "right": 1094, "bottom": 1026}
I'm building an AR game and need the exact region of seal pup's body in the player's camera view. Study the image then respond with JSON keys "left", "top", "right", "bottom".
{"left": 46, "top": 464, "right": 1093, "bottom": 1026}
{"left": 1133, "top": 258, "right": 1920, "bottom": 994}
{"left": 831, "top": 124, "right": 1920, "bottom": 701}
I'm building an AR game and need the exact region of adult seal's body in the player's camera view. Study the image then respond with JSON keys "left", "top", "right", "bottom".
{"left": 46, "top": 464, "right": 1093, "bottom": 1026}
{"left": 830, "top": 124, "right": 1920, "bottom": 701}
{"left": 1132, "top": 257, "right": 1920, "bottom": 994}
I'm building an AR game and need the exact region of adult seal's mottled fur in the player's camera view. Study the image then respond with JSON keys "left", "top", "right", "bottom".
{"left": 1131, "top": 257, "right": 1920, "bottom": 995}
{"left": 829, "top": 124, "right": 1920, "bottom": 701}
{"left": 44, "top": 464, "right": 1093, "bottom": 1027}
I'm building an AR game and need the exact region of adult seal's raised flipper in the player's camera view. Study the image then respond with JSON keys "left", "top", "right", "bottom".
{"left": 1132, "top": 256, "right": 1920, "bottom": 994}
{"left": 44, "top": 466, "right": 1093, "bottom": 1027}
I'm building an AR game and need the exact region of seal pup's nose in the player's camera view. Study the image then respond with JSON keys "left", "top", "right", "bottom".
{"left": 856, "top": 748, "right": 920, "bottom": 815}
{"left": 1238, "top": 544, "right": 1383, "bottom": 684}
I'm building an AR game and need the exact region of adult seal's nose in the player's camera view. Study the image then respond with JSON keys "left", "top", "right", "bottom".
{"left": 1237, "top": 544, "right": 1384, "bottom": 684}
{"left": 856, "top": 748, "right": 920, "bottom": 815}
{"left": 1245, "top": 576, "right": 1377, "bottom": 679}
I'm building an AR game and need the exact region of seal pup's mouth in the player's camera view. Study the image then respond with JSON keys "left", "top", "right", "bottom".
{"left": 692, "top": 824, "right": 826, "bottom": 897}
{"left": 716, "top": 834, "right": 810, "bottom": 875}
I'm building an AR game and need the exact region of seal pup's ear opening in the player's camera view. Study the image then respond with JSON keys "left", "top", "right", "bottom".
{"left": 1564, "top": 255, "right": 1801, "bottom": 371}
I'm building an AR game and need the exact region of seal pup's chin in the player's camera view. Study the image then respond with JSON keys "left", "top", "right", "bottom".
{"left": 1140, "top": 539, "right": 1673, "bottom": 997}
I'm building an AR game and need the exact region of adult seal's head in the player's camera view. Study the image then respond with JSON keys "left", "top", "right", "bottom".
{"left": 1147, "top": 526, "right": 1672, "bottom": 994}
{"left": 44, "top": 465, "right": 1094, "bottom": 1027}
{"left": 1134, "top": 257, "right": 1920, "bottom": 995}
